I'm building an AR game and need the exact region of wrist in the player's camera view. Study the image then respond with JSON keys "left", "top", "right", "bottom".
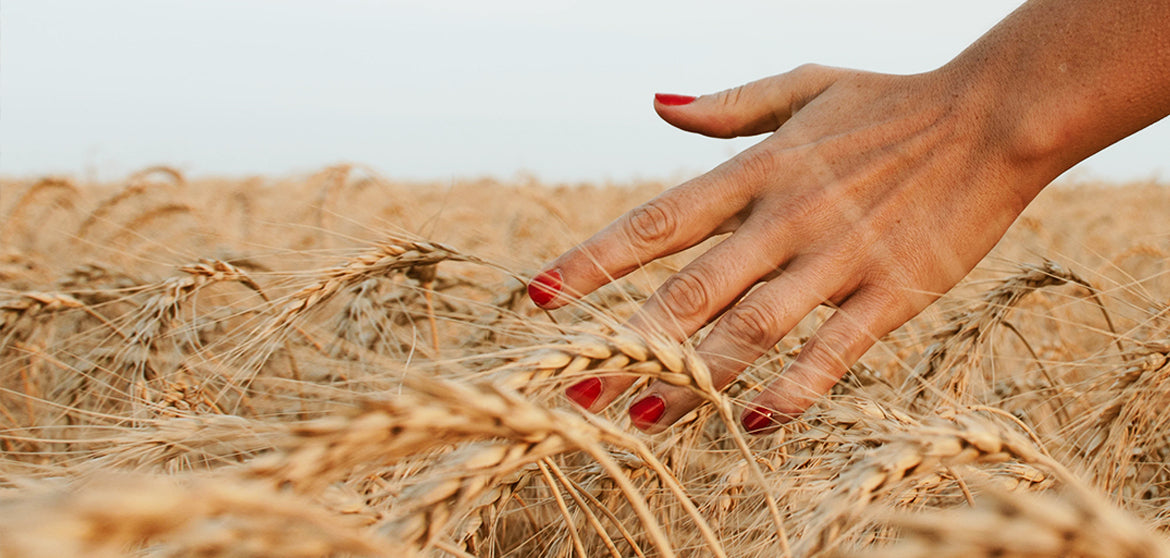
{"left": 928, "top": 59, "right": 1071, "bottom": 199}
{"left": 933, "top": 0, "right": 1170, "bottom": 189}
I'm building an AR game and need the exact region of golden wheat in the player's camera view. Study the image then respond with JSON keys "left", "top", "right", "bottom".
{"left": 0, "top": 168, "right": 1168, "bottom": 557}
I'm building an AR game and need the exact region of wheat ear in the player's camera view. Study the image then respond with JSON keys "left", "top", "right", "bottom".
{"left": 840, "top": 485, "right": 1170, "bottom": 558}
{"left": 797, "top": 412, "right": 1053, "bottom": 557}
{"left": 489, "top": 327, "right": 791, "bottom": 555}
{"left": 0, "top": 474, "right": 389, "bottom": 558}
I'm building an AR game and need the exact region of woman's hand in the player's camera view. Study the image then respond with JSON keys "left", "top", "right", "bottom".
{"left": 529, "top": 64, "right": 1053, "bottom": 433}
{"left": 529, "top": 0, "right": 1170, "bottom": 434}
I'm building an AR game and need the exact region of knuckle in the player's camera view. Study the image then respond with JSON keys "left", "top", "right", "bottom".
{"left": 779, "top": 192, "right": 823, "bottom": 228}
{"left": 801, "top": 332, "right": 852, "bottom": 378}
{"left": 624, "top": 198, "right": 677, "bottom": 249}
{"left": 829, "top": 227, "right": 870, "bottom": 267}
{"left": 788, "top": 62, "right": 825, "bottom": 80}
{"left": 862, "top": 282, "right": 905, "bottom": 314}
{"left": 720, "top": 302, "right": 780, "bottom": 352}
{"left": 657, "top": 271, "right": 712, "bottom": 322}
{"left": 729, "top": 148, "right": 776, "bottom": 187}
{"left": 715, "top": 85, "right": 745, "bottom": 113}
{"left": 708, "top": 85, "right": 757, "bottom": 138}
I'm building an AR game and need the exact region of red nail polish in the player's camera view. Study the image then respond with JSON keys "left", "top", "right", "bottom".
{"left": 655, "top": 93, "right": 696, "bottom": 106}
{"left": 565, "top": 378, "right": 603, "bottom": 410}
{"left": 528, "top": 269, "right": 562, "bottom": 307}
{"left": 629, "top": 395, "right": 666, "bottom": 431}
{"left": 741, "top": 406, "right": 781, "bottom": 435}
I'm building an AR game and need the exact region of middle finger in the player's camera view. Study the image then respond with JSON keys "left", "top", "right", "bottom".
{"left": 569, "top": 219, "right": 799, "bottom": 412}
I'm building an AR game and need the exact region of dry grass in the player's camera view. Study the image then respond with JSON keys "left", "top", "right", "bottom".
{"left": 1, "top": 167, "right": 1169, "bottom": 557}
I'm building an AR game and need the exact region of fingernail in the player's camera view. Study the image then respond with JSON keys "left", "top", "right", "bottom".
{"left": 741, "top": 405, "right": 782, "bottom": 435}
{"left": 528, "top": 269, "right": 562, "bottom": 307}
{"left": 655, "top": 93, "right": 696, "bottom": 106}
{"left": 565, "top": 378, "right": 603, "bottom": 410}
{"left": 629, "top": 395, "right": 666, "bottom": 431}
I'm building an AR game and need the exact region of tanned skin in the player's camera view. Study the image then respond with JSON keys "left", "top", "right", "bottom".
{"left": 531, "top": 0, "right": 1170, "bottom": 434}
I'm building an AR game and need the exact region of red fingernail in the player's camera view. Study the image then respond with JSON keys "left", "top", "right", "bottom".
{"left": 655, "top": 93, "right": 696, "bottom": 106}
{"left": 629, "top": 395, "right": 666, "bottom": 431}
{"left": 565, "top": 378, "right": 603, "bottom": 410}
{"left": 741, "top": 406, "right": 781, "bottom": 435}
{"left": 528, "top": 269, "right": 562, "bottom": 307}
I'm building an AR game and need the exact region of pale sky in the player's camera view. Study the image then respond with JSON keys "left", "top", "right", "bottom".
{"left": 2, "top": 0, "right": 1167, "bottom": 184}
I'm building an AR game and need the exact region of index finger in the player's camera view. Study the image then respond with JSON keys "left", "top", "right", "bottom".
{"left": 528, "top": 155, "right": 763, "bottom": 309}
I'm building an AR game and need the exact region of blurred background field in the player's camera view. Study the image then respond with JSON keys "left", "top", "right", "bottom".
{"left": 0, "top": 168, "right": 1169, "bottom": 557}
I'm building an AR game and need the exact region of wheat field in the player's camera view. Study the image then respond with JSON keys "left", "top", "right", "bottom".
{"left": 1, "top": 165, "right": 1169, "bottom": 557}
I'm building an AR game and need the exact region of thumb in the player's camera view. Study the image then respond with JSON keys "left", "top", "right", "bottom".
{"left": 654, "top": 64, "right": 842, "bottom": 139}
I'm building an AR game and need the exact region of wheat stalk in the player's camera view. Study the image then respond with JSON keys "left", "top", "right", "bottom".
{"left": 796, "top": 412, "right": 1054, "bottom": 557}
{"left": 0, "top": 475, "right": 391, "bottom": 557}
{"left": 842, "top": 485, "right": 1170, "bottom": 558}
{"left": 0, "top": 177, "right": 78, "bottom": 249}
